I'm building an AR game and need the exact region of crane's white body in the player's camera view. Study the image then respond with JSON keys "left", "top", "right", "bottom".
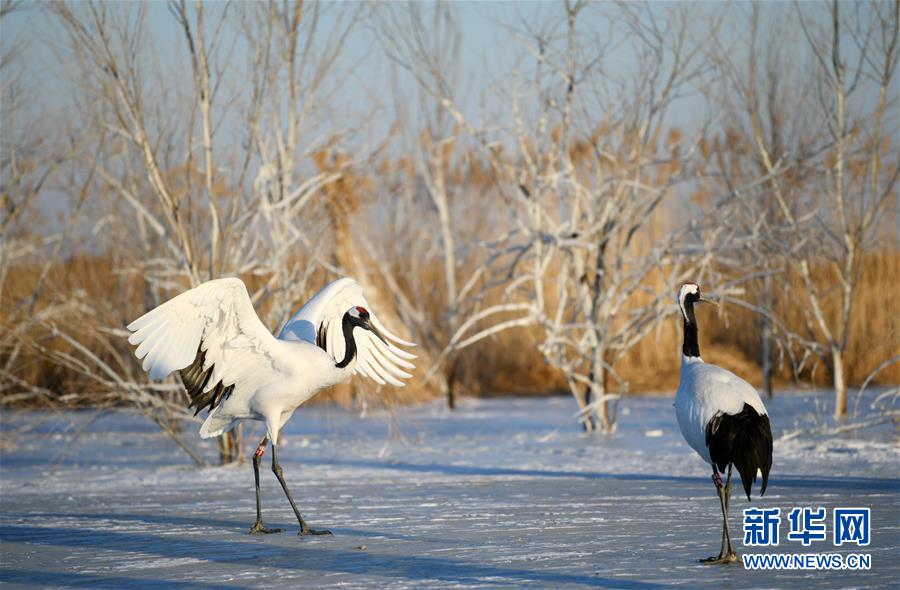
{"left": 674, "top": 355, "right": 768, "bottom": 466}
{"left": 196, "top": 339, "right": 344, "bottom": 441}
{"left": 127, "top": 277, "right": 415, "bottom": 444}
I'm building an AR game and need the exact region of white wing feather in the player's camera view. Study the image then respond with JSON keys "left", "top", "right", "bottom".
{"left": 127, "top": 278, "right": 284, "bottom": 393}
{"left": 279, "top": 277, "right": 416, "bottom": 386}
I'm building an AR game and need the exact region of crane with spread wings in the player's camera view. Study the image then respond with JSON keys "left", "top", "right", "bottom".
{"left": 127, "top": 277, "right": 416, "bottom": 536}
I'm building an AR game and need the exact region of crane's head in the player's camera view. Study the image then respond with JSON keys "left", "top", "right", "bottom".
{"left": 677, "top": 283, "right": 717, "bottom": 320}
{"left": 346, "top": 306, "right": 388, "bottom": 344}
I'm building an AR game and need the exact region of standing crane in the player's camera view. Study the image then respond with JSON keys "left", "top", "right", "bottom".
{"left": 673, "top": 283, "right": 772, "bottom": 563}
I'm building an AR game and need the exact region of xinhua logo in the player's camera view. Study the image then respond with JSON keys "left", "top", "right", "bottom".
{"left": 743, "top": 506, "right": 871, "bottom": 548}
{"left": 741, "top": 506, "right": 872, "bottom": 571}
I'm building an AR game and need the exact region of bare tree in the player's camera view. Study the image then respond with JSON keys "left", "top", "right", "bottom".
{"left": 399, "top": 3, "right": 730, "bottom": 431}
{"left": 709, "top": 0, "right": 899, "bottom": 418}
{"left": 375, "top": 2, "right": 492, "bottom": 409}
{"left": 42, "top": 0, "right": 363, "bottom": 462}
{"left": 1, "top": 0, "right": 76, "bottom": 405}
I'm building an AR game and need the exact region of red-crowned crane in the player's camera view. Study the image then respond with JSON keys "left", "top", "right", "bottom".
{"left": 673, "top": 283, "right": 772, "bottom": 564}
{"left": 127, "top": 277, "right": 415, "bottom": 536}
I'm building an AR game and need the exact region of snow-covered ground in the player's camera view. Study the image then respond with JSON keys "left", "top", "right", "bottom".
{"left": 1, "top": 390, "right": 898, "bottom": 589}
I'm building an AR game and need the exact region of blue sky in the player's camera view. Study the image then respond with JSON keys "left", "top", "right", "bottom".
{"left": 0, "top": 1, "right": 783, "bottom": 235}
{"left": 4, "top": 1, "right": 872, "bottom": 233}
{"left": 2, "top": 1, "right": 720, "bottom": 139}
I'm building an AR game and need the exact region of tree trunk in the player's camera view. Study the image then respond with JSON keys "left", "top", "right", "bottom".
{"left": 445, "top": 380, "right": 456, "bottom": 410}
{"left": 589, "top": 344, "right": 618, "bottom": 433}
{"left": 761, "top": 275, "right": 774, "bottom": 398}
{"left": 441, "top": 355, "right": 460, "bottom": 410}
{"left": 218, "top": 425, "right": 243, "bottom": 465}
{"left": 593, "top": 383, "right": 609, "bottom": 433}
{"left": 581, "top": 390, "right": 595, "bottom": 432}
{"left": 576, "top": 379, "right": 595, "bottom": 432}
{"left": 445, "top": 367, "right": 456, "bottom": 410}
{"left": 592, "top": 361, "right": 610, "bottom": 433}
{"left": 600, "top": 359, "right": 617, "bottom": 434}
{"left": 832, "top": 348, "right": 848, "bottom": 419}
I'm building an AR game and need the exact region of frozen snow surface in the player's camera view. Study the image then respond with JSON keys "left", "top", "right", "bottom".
{"left": 1, "top": 390, "right": 898, "bottom": 589}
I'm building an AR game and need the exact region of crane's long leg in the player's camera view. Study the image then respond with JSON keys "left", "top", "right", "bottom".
{"left": 271, "top": 444, "right": 331, "bottom": 536}
{"left": 701, "top": 467, "right": 738, "bottom": 564}
{"left": 249, "top": 436, "right": 283, "bottom": 534}
{"left": 723, "top": 465, "right": 736, "bottom": 559}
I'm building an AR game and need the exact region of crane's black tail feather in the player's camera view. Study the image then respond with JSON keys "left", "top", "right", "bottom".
{"left": 706, "top": 403, "right": 773, "bottom": 500}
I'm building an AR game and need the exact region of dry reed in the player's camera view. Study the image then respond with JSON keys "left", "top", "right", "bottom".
{"left": 3, "top": 249, "right": 897, "bottom": 409}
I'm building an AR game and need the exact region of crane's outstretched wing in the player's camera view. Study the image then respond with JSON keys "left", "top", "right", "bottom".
{"left": 127, "top": 278, "right": 285, "bottom": 414}
{"left": 278, "top": 277, "right": 416, "bottom": 386}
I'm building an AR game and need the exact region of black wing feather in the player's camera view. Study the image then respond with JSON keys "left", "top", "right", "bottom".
{"left": 179, "top": 346, "right": 234, "bottom": 416}
{"left": 316, "top": 321, "right": 327, "bottom": 350}
{"left": 706, "top": 403, "right": 773, "bottom": 500}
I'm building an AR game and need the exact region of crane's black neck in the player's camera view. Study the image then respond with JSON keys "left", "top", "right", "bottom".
{"left": 336, "top": 313, "right": 358, "bottom": 368}
{"left": 682, "top": 301, "right": 700, "bottom": 358}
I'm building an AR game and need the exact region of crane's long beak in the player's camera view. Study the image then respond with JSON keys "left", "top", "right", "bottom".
{"left": 365, "top": 321, "right": 389, "bottom": 345}
{"left": 698, "top": 296, "right": 718, "bottom": 307}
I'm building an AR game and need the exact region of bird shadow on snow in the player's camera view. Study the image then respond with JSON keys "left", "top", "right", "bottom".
{"left": 296, "top": 456, "right": 900, "bottom": 493}
{"left": 9, "top": 511, "right": 448, "bottom": 546}
{"left": 0, "top": 524, "right": 667, "bottom": 589}
{"left": 0, "top": 569, "right": 236, "bottom": 590}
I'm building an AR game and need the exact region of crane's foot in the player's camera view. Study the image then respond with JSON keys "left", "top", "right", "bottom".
{"left": 700, "top": 552, "right": 738, "bottom": 565}
{"left": 299, "top": 526, "right": 332, "bottom": 536}
{"left": 249, "top": 521, "right": 284, "bottom": 534}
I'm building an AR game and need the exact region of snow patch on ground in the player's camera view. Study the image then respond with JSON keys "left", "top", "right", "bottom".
{"left": 1, "top": 390, "right": 898, "bottom": 588}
